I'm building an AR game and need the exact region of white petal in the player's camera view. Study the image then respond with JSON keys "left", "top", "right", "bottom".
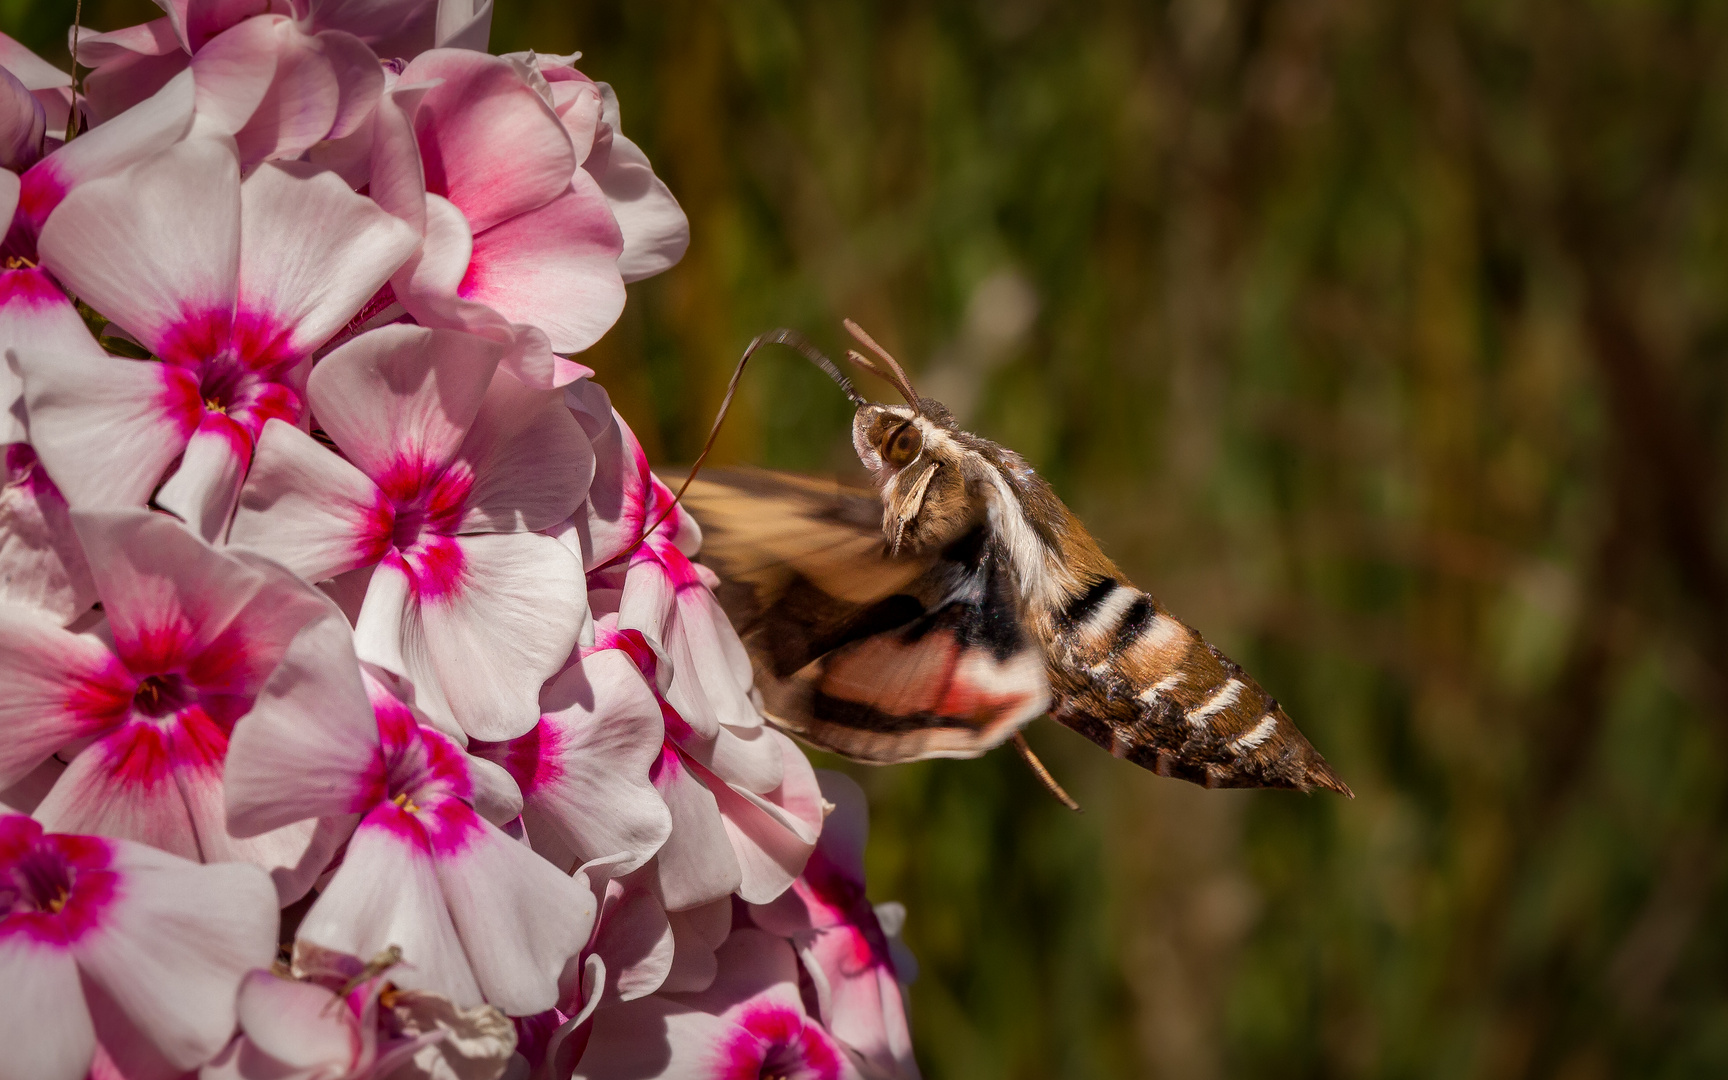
{"left": 228, "top": 418, "right": 387, "bottom": 582}
{"left": 660, "top": 896, "right": 731, "bottom": 995}
{"left": 649, "top": 749, "right": 740, "bottom": 913}
{"left": 238, "top": 161, "right": 420, "bottom": 358}
{"left": 413, "top": 532, "right": 584, "bottom": 741}
{"left": 153, "top": 414, "right": 249, "bottom": 542}
{"left": 0, "top": 606, "right": 121, "bottom": 789}
{"left": 72, "top": 841, "right": 279, "bottom": 1073}
{"left": 306, "top": 323, "right": 501, "bottom": 484}
{"left": 37, "top": 137, "right": 241, "bottom": 361}
{"left": 224, "top": 613, "right": 377, "bottom": 836}
{"left": 232, "top": 970, "right": 358, "bottom": 1071}
{"left": 0, "top": 935, "right": 93, "bottom": 1080}
{"left": 436, "top": 819, "right": 596, "bottom": 1015}
{"left": 0, "top": 266, "right": 104, "bottom": 444}
{"left": 14, "top": 350, "right": 199, "bottom": 511}
{"left": 297, "top": 815, "right": 483, "bottom": 1008}
{"left": 454, "top": 368, "right": 593, "bottom": 534}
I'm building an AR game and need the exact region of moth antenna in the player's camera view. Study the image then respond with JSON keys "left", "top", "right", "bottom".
{"left": 764, "top": 327, "right": 867, "bottom": 406}
{"left": 842, "top": 318, "right": 921, "bottom": 409}
{"left": 623, "top": 329, "right": 861, "bottom": 558}
{"left": 1012, "top": 732, "right": 1082, "bottom": 812}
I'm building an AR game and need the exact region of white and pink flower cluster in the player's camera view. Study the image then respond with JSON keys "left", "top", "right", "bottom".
{"left": 0, "top": 3, "right": 918, "bottom": 1078}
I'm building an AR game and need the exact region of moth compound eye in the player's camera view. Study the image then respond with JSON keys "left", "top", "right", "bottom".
{"left": 883, "top": 421, "right": 923, "bottom": 466}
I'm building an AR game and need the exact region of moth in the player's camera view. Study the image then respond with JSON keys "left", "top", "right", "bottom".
{"left": 667, "top": 322, "right": 1351, "bottom": 802}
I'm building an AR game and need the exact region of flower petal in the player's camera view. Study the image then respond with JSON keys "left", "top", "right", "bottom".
{"left": 71, "top": 509, "right": 328, "bottom": 686}
{"left": 588, "top": 85, "right": 688, "bottom": 284}
{"left": 297, "top": 814, "right": 484, "bottom": 1008}
{"left": 17, "top": 68, "right": 196, "bottom": 244}
{"left": 306, "top": 323, "right": 502, "bottom": 485}
{"left": 231, "top": 969, "right": 359, "bottom": 1071}
{"left": 230, "top": 23, "right": 341, "bottom": 167}
{"left": 661, "top": 896, "right": 731, "bottom": 995}
{"left": 454, "top": 367, "right": 594, "bottom": 534}
{"left": 591, "top": 875, "right": 673, "bottom": 1003}
{"left": 435, "top": 820, "right": 595, "bottom": 1015}
{"left": 0, "top": 445, "right": 97, "bottom": 625}
{"left": 408, "top": 532, "right": 585, "bottom": 741}
{"left": 0, "top": 32, "right": 73, "bottom": 91}
{"left": 649, "top": 748, "right": 740, "bottom": 913}
{"left": 0, "top": 935, "right": 94, "bottom": 1080}
{"left": 224, "top": 609, "right": 378, "bottom": 835}
{"left": 0, "top": 606, "right": 125, "bottom": 789}
{"left": 13, "top": 350, "right": 200, "bottom": 511}
{"left": 477, "top": 648, "right": 670, "bottom": 876}
{"left": 71, "top": 840, "right": 278, "bottom": 1073}
{"left": 153, "top": 412, "right": 250, "bottom": 542}
{"left": 76, "top": 23, "right": 188, "bottom": 129}
{"left": 238, "top": 161, "right": 419, "bottom": 359}
{"left": 186, "top": 16, "right": 282, "bottom": 143}
{"left": 0, "top": 266, "right": 105, "bottom": 445}
{"left": 433, "top": 0, "right": 493, "bottom": 51}
{"left": 35, "top": 725, "right": 200, "bottom": 859}
{"left": 458, "top": 177, "right": 624, "bottom": 354}
{"left": 401, "top": 49, "right": 573, "bottom": 234}
{"left": 228, "top": 418, "right": 389, "bottom": 582}
{"left": 0, "top": 67, "right": 44, "bottom": 174}
{"left": 700, "top": 731, "right": 823, "bottom": 906}
{"left": 37, "top": 136, "right": 240, "bottom": 360}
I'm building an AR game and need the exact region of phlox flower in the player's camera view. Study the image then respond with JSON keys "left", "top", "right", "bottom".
{"left": 228, "top": 323, "right": 591, "bottom": 740}
{"left": 576, "top": 928, "right": 864, "bottom": 1080}
{"left": 385, "top": 48, "right": 625, "bottom": 373}
{"left": 6, "top": 69, "right": 196, "bottom": 260}
{"left": 503, "top": 52, "right": 689, "bottom": 284}
{"left": 572, "top": 613, "right": 824, "bottom": 914}
{"left": 0, "top": 32, "right": 75, "bottom": 170}
{"left": 201, "top": 941, "right": 520, "bottom": 1080}
{"left": 77, "top": 1, "right": 451, "bottom": 166}
{"left": 556, "top": 378, "right": 654, "bottom": 572}
{"left": 467, "top": 641, "right": 672, "bottom": 876}
{"left": 226, "top": 640, "right": 597, "bottom": 1016}
{"left": 750, "top": 773, "right": 919, "bottom": 1080}
{"left": 18, "top": 136, "right": 418, "bottom": 539}
{"left": 0, "top": 509, "right": 358, "bottom": 896}
{"left": 76, "top": 0, "right": 486, "bottom": 131}
{"left": 0, "top": 265, "right": 101, "bottom": 623}
{"left": 0, "top": 814, "right": 278, "bottom": 1080}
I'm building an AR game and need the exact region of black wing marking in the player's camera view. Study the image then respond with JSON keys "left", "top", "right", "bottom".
{"left": 670, "top": 468, "right": 1049, "bottom": 762}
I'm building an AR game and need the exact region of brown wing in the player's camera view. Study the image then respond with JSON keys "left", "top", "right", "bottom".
{"left": 1048, "top": 575, "right": 1352, "bottom": 796}
{"left": 669, "top": 468, "right": 1049, "bottom": 762}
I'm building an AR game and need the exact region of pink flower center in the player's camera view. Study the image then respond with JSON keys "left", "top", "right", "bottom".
{"left": 359, "top": 702, "right": 480, "bottom": 855}
{"left": 9, "top": 848, "right": 73, "bottom": 915}
{"left": 131, "top": 672, "right": 194, "bottom": 719}
{"left": 0, "top": 822, "right": 116, "bottom": 946}
{"left": 714, "top": 1005, "right": 842, "bottom": 1080}
{"left": 371, "top": 460, "right": 474, "bottom": 600}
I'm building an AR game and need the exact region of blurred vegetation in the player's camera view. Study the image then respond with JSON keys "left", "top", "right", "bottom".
{"left": 20, "top": 0, "right": 1728, "bottom": 1076}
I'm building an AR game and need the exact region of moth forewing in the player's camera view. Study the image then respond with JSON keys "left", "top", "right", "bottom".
{"left": 672, "top": 324, "right": 1350, "bottom": 798}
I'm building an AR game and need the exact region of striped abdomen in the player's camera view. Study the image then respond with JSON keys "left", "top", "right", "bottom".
{"left": 1043, "top": 576, "right": 1350, "bottom": 795}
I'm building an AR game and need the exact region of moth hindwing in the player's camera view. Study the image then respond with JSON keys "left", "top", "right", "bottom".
{"left": 668, "top": 325, "right": 1350, "bottom": 797}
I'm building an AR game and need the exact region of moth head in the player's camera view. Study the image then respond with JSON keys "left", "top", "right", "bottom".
{"left": 836, "top": 323, "right": 979, "bottom": 555}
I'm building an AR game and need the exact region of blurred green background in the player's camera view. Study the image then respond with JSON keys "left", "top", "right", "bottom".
{"left": 20, "top": 1, "right": 1728, "bottom": 1076}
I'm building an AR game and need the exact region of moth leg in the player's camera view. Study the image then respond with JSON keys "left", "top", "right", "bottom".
{"left": 1011, "top": 732, "right": 1081, "bottom": 812}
